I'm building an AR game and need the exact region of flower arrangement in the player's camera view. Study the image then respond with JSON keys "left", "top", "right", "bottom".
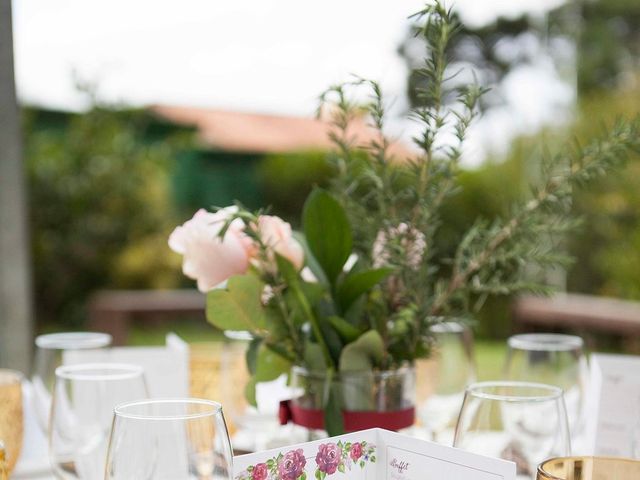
{"left": 170, "top": 1, "right": 640, "bottom": 435}
{"left": 235, "top": 441, "right": 376, "bottom": 480}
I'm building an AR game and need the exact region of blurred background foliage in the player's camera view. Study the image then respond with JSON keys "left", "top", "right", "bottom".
{"left": 24, "top": 105, "right": 191, "bottom": 328}
{"left": 24, "top": 0, "right": 639, "bottom": 338}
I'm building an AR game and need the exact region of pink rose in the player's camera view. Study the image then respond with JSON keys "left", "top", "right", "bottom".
{"left": 315, "top": 443, "right": 341, "bottom": 475}
{"left": 278, "top": 449, "right": 306, "bottom": 480}
{"left": 349, "top": 443, "right": 363, "bottom": 461}
{"left": 252, "top": 463, "right": 268, "bottom": 480}
{"left": 169, "top": 208, "right": 254, "bottom": 292}
{"left": 257, "top": 215, "right": 304, "bottom": 270}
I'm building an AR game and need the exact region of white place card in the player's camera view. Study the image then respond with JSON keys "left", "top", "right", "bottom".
{"left": 234, "top": 428, "right": 516, "bottom": 480}
{"left": 584, "top": 353, "right": 640, "bottom": 457}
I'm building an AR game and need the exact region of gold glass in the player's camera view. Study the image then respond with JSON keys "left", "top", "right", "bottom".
{"left": 0, "top": 369, "right": 24, "bottom": 474}
{"left": 537, "top": 456, "right": 640, "bottom": 479}
{"left": 1, "top": 441, "right": 8, "bottom": 480}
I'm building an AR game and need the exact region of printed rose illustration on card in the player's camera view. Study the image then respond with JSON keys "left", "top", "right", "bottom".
{"left": 237, "top": 448, "right": 307, "bottom": 480}
{"left": 236, "top": 440, "right": 376, "bottom": 480}
{"left": 314, "top": 441, "right": 376, "bottom": 480}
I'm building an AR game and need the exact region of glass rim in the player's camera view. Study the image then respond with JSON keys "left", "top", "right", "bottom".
{"left": 465, "top": 381, "right": 564, "bottom": 403}
{"left": 537, "top": 456, "right": 640, "bottom": 479}
{"left": 292, "top": 364, "right": 414, "bottom": 380}
{"left": 508, "top": 333, "right": 583, "bottom": 352}
{"left": 0, "top": 368, "right": 24, "bottom": 385}
{"left": 35, "top": 331, "right": 112, "bottom": 350}
{"left": 114, "top": 398, "right": 222, "bottom": 420}
{"left": 55, "top": 363, "right": 144, "bottom": 381}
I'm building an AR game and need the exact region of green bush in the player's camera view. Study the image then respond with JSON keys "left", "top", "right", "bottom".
{"left": 24, "top": 107, "right": 189, "bottom": 328}
{"left": 257, "top": 150, "right": 333, "bottom": 226}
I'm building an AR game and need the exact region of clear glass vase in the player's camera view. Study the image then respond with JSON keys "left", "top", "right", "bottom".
{"left": 288, "top": 365, "right": 415, "bottom": 439}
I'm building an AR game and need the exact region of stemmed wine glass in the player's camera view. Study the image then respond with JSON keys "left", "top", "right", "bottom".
{"left": 504, "top": 334, "right": 588, "bottom": 444}
{"left": 105, "top": 398, "right": 233, "bottom": 480}
{"left": 32, "top": 332, "right": 112, "bottom": 433}
{"left": 417, "top": 322, "right": 476, "bottom": 444}
{"left": 454, "top": 381, "right": 571, "bottom": 479}
{"left": 49, "top": 363, "right": 148, "bottom": 479}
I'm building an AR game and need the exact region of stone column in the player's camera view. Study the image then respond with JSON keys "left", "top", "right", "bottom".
{"left": 0, "top": 0, "right": 34, "bottom": 371}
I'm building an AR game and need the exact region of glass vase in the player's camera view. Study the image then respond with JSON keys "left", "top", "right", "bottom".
{"left": 288, "top": 365, "right": 415, "bottom": 439}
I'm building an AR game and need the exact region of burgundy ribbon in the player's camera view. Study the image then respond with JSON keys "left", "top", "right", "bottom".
{"left": 279, "top": 400, "right": 415, "bottom": 432}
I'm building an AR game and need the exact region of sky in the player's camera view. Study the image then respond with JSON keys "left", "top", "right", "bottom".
{"left": 12, "top": 0, "right": 572, "bottom": 165}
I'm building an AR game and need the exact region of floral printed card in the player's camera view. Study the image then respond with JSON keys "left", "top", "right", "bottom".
{"left": 233, "top": 428, "right": 515, "bottom": 480}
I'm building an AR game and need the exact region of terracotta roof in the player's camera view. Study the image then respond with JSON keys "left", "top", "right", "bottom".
{"left": 152, "top": 104, "right": 414, "bottom": 159}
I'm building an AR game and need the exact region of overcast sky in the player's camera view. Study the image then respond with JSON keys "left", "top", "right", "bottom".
{"left": 12, "top": 0, "right": 572, "bottom": 165}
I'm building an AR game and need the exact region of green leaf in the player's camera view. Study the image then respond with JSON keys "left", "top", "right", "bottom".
{"left": 300, "top": 473, "right": 307, "bottom": 480}
{"left": 327, "top": 316, "right": 361, "bottom": 344}
{"left": 303, "top": 341, "right": 327, "bottom": 371}
{"left": 254, "top": 343, "right": 291, "bottom": 382}
{"left": 339, "top": 330, "right": 384, "bottom": 372}
{"left": 246, "top": 337, "right": 262, "bottom": 375}
{"left": 315, "top": 470, "right": 322, "bottom": 480}
{"left": 338, "top": 464, "right": 346, "bottom": 473}
{"left": 293, "top": 231, "right": 328, "bottom": 285}
{"left": 359, "top": 461, "right": 365, "bottom": 469}
{"left": 318, "top": 318, "right": 344, "bottom": 366}
{"left": 206, "top": 274, "right": 266, "bottom": 331}
{"left": 337, "top": 268, "right": 393, "bottom": 312}
{"left": 302, "top": 189, "right": 353, "bottom": 284}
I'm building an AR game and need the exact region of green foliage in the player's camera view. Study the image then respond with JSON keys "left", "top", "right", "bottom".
{"left": 24, "top": 106, "right": 189, "bottom": 327}
{"left": 258, "top": 151, "right": 333, "bottom": 225}
{"left": 302, "top": 189, "right": 353, "bottom": 284}
{"left": 320, "top": 0, "right": 639, "bottom": 340}
{"left": 206, "top": 274, "right": 268, "bottom": 331}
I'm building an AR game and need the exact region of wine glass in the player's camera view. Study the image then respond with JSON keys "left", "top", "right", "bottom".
{"left": 454, "top": 381, "right": 571, "bottom": 479}
{"left": 417, "top": 322, "right": 476, "bottom": 444}
{"left": 0, "top": 369, "right": 24, "bottom": 475}
{"left": 105, "top": 398, "right": 233, "bottom": 480}
{"left": 505, "top": 334, "right": 588, "bottom": 443}
{"left": 32, "top": 332, "right": 112, "bottom": 433}
{"left": 49, "top": 363, "right": 147, "bottom": 479}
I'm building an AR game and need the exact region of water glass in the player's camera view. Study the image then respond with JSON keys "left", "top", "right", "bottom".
{"left": 32, "top": 332, "right": 112, "bottom": 433}
{"left": 105, "top": 398, "right": 233, "bottom": 480}
{"left": 505, "top": 333, "right": 588, "bottom": 439}
{"left": 417, "top": 322, "right": 476, "bottom": 444}
{"left": 454, "top": 381, "right": 571, "bottom": 479}
{"left": 0, "top": 369, "right": 23, "bottom": 474}
{"left": 49, "top": 363, "right": 147, "bottom": 479}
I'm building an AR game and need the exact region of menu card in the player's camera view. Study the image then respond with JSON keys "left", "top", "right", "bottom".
{"left": 584, "top": 353, "right": 640, "bottom": 457}
{"left": 234, "top": 428, "right": 516, "bottom": 480}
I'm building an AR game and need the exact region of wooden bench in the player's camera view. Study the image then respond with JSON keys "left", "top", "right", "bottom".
{"left": 512, "top": 293, "right": 640, "bottom": 346}
{"left": 87, "top": 289, "right": 206, "bottom": 345}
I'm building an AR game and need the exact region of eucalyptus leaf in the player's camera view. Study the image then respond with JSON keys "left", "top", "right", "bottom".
{"left": 302, "top": 189, "right": 353, "bottom": 285}
{"left": 206, "top": 274, "right": 266, "bottom": 331}
{"left": 254, "top": 343, "right": 292, "bottom": 382}
{"left": 339, "top": 330, "right": 384, "bottom": 372}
